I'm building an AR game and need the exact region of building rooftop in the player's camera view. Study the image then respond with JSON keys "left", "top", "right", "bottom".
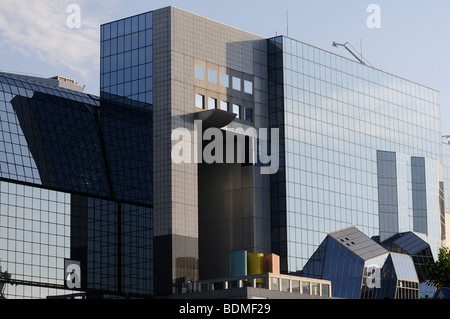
{"left": 1, "top": 72, "right": 85, "bottom": 93}
{"left": 329, "top": 227, "right": 389, "bottom": 261}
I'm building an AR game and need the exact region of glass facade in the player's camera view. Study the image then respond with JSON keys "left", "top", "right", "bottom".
{"left": 319, "top": 237, "right": 366, "bottom": 299}
{"left": 302, "top": 226, "right": 426, "bottom": 299}
{"left": 0, "top": 181, "right": 72, "bottom": 298}
{"left": 0, "top": 72, "right": 153, "bottom": 299}
{"left": 100, "top": 12, "right": 153, "bottom": 107}
{"left": 377, "top": 151, "right": 443, "bottom": 259}
{"left": 267, "top": 36, "right": 442, "bottom": 274}
{"left": 381, "top": 253, "right": 420, "bottom": 299}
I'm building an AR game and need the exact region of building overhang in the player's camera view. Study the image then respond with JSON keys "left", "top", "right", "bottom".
{"left": 194, "top": 109, "right": 236, "bottom": 129}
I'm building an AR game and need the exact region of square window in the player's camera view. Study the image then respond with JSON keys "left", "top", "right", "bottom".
{"left": 195, "top": 66, "right": 205, "bottom": 80}
{"left": 208, "top": 97, "right": 217, "bottom": 110}
{"left": 244, "top": 80, "right": 253, "bottom": 94}
{"left": 195, "top": 94, "right": 205, "bottom": 109}
{"left": 208, "top": 70, "right": 217, "bottom": 84}
{"left": 220, "top": 73, "right": 229, "bottom": 87}
{"left": 220, "top": 101, "right": 229, "bottom": 111}
{"left": 232, "top": 77, "right": 241, "bottom": 91}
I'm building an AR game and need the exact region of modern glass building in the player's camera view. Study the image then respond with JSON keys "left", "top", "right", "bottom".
{"left": 267, "top": 36, "right": 442, "bottom": 274}
{"left": 0, "top": 6, "right": 447, "bottom": 299}
{"left": 0, "top": 72, "right": 153, "bottom": 299}
{"left": 100, "top": 11, "right": 153, "bottom": 107}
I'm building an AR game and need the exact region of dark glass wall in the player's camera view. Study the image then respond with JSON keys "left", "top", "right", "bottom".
{"left": 320, "top": 237, "right": 364, "bottom": 299}
{"left": 100, "top": 11, "right": 154, "bottom": 296}
{"left": 11, "top": 92, "right": 110, "bottom": 197}
{"left": 0, "top": 72, "right": 153, "bottom": 298}
{"left": 99, "top": 101, "right": 153, "bottom": 205}
{"left": 267, "top": 34, "right": 442, "bottom": 276}
{"left": 101, "top": 12, "right": 153, "bottom": 108}
{"left": 377, "top": 151, "right": 399, "bottom": 241}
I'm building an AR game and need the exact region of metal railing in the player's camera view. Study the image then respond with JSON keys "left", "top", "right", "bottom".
{"left": 182, "top": 272, "right": 332, "bottom": 297}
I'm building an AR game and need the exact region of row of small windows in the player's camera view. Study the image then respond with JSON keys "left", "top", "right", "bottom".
{"left": 195, "top": 66, "right": 253, "bottom": 95}
{"left": 195, "top": 93, "right": 253, "bottom": 122}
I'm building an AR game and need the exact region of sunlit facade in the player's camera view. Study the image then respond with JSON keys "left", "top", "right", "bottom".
{"left": 267, "top": 36, "right": 443, "bottom": 275}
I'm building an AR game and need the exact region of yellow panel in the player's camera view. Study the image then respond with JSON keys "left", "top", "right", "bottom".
{"left": 247, "top": 252, "right": 264, "bottom": 275}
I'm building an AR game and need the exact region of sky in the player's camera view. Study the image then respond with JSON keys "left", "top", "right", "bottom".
{"left": 0, "top": 0, "right": 449, "bottom": 133}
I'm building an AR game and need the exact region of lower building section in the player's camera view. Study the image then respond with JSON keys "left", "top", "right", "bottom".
{"left": 154, "top": 234, "right": 198, "bottom": 296}
{"left": 169, "top": 272, "right": 333, "bottom": 299}
{"left": 198, "top": 153, "right": 271, "bottom": 282}
{"left": 0, "top": 180, "right": 153, "bottom": 299}
{"left": 162, "top": 247, "right": 334, "bottom": 299}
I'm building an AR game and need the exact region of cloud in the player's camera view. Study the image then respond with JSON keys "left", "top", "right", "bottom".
{"left": 0, "top": 0, "right": 116, "bottom": 82}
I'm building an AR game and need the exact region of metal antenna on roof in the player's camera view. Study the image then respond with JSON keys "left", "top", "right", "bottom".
{"left": 332, "top": 41, "right": 374, "bottom": 67}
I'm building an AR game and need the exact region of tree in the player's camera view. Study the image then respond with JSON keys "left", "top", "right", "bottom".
{"left": 426, "top": 247, "right": 450, "bottom": 289}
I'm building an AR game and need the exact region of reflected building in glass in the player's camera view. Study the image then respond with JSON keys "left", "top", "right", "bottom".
{"left": 376, "top": 151, "right": 443, "bottom": 259}
{"left": 0, "top": 72, "right": 153, "bottom": 299}
{"left": 0, "top": 6, "right": 447, "bottom": 299}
